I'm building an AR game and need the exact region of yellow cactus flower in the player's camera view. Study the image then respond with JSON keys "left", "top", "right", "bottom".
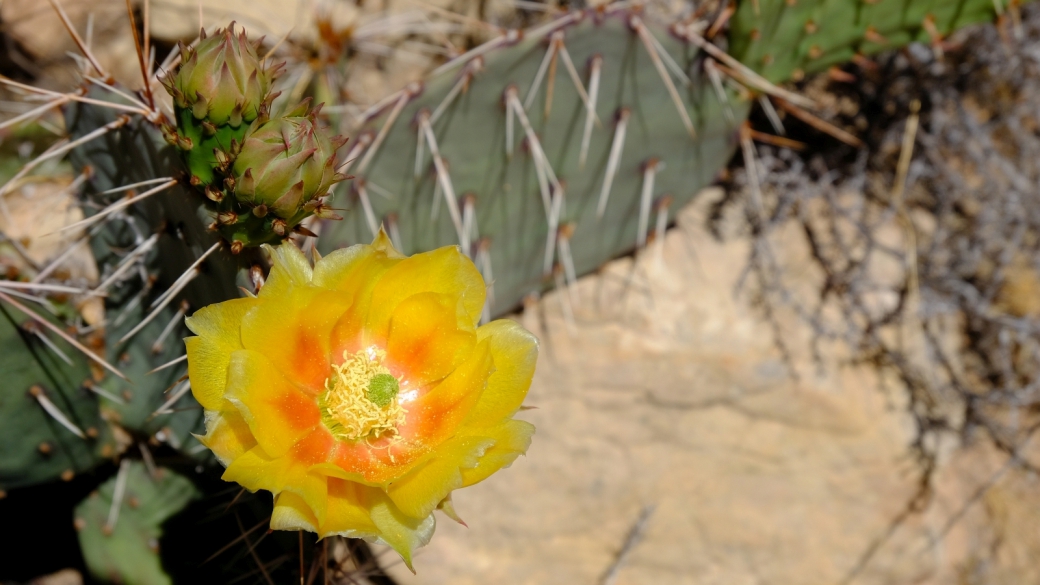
{"left": 184, "top": 232, "right": 537, "bottom": 569}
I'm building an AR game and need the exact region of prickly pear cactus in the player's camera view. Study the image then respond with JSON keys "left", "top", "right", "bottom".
{"left": 75, "top": 461, "right": 198, "bottom": 585}
{"left": 730, "top": 0, "right": 1035, "bottom": 83}
{"left": 0, "top": 305, "right": 115, "bottom": 491}
{"left": 161, "top": 24, "right": 346, "bottom": 251}
{"left": 319, "top": 11, "right": 750, "bottom": 316}
{"left": 63, "top": 89, "right": 243, "bottom": 453}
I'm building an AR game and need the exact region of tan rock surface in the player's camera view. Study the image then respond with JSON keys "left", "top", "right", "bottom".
{"left": 1, "top": 0, "right": 143, "bottom": 87}
{"left": 0, "top": 177, "right": 98, "bottom": 282}
{"left": 380, "top": 189, "right": 1040, "bottom": 584}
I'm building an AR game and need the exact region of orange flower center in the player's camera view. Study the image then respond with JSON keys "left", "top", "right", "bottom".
{"left": 318, "top": 347, "right": 407, "bottom": 442}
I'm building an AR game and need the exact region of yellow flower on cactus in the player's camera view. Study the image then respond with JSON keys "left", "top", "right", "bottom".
{"left": 184, "top": 232, "right": 537, "bottom": 569}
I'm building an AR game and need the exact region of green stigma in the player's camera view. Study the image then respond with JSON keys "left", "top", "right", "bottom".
{"left": 367, "top": 373, "right": 399, "bottom": 408}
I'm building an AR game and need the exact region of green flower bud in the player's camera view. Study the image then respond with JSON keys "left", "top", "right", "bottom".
{"left": 233, "top": 100, "right": 347, "bottom": 219}
{"left": 168, "top": 23, "right": 272, "bottom": 127}
{"left": 160, "top": 23, "right": 281, "bottom": 185}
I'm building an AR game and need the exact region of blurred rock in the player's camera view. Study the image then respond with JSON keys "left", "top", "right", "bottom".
{"left": 149, "top": 0, "right": 342, "bottom": 44}
{"left": 1, "top": 0, "right": 142, "bottom": 87}
{"left": 28, "top": 569, "right": 82, "bottom": 585}
{"left": 0, "top": 176, "right": 102, "bottom": 324}
{"left": 994, "top": 258, "right": 1040, "bottom": 318}
{"left": 382, "top": 188, "right": 1040, "bottom": 585}
{"left": 147, "top": 0, "right": 495, "bottom": 128}
{"left": 0, "top": 178, "right": 97, "bottom": 280}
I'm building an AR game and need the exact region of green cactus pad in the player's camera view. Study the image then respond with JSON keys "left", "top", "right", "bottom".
{"left": 318, "top": 11, "right": 749, "bottom": 316}
{"left": 730, "top": 0, "right": 1037, "bottom": 83}
{"left": 64, "top": 88, "right": 252, "bottom": 454}
{"left": 0, "top": 303, "right": 115, "bottom": 491}
{"left": 65, "top": 88, "right": 250, "bottom": 306}
{"left": 75, "top": 462, "right": 198, "bottom": 585}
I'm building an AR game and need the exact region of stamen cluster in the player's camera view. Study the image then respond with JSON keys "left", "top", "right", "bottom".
{"left": 319, "top": 348, "right": 406, "bottom": 442}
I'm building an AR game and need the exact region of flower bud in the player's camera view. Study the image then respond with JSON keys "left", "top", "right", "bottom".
{"left": 232, "top": 100, "right": 347, "bottom": 219}
{"left": 161, "top": 23, "right": 279, "bottom": 185}
{"left": 167, "top": 23, "right": 271, "bottom": 127}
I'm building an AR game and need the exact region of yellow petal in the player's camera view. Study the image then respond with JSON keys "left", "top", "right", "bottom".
{"left": 185, "top": 297, "right": 260, "bottom": 410}
{"left": 307, "top": 462, "right": 373, "bottom": 486}
{"left": 240, "top": 287, "right": 351, "bottom": 393}
{"left": 312, "top": 230, "right": 404, "bottom": 291}
{"left": 224, "top": 350, "right": 320, "bottom": 458}
{"left": 223, "top": 432, "right": 333, "bottom": 524}
{"left": 436, "top": 493, "right": 466, "bottom": 526}
{"left": 196, "top": 407, "right": 257, "bottom": 466}
{"left": 370, "top": 228, "right": 405, "bottom": 258}
{"left": 385, "top": 292, "right": 476, "bottom": 388}
{"left": 323, "top": 252, "right": 402, "bottom": 354}
{"left": 464, "top": 319, "right": 538, "bottom": 427}
{"left": 403, "top": 338, "right": 493, "bottom": 448}
{"left": 368, "top": 489, "right": 436, "bottom": 573}
{"left": 271, "top": 491, "right": 319, "bottom": 532}
{"left": 363, "top": 246, "right": 485, "bottom": 346}
{"left": 319, "top": 478, "right": 380, "bottom": 538}
{"left": 184, "top": 296, "right": 260, "bottom": 339}
{"left": 386, "top": 435, "right": 495, "bottom": 519}
{"left": 459, "top": 419, "right": 535, "bottom": 487}
{"left": 259, "top": 242, "right": 314, "bottom": 300}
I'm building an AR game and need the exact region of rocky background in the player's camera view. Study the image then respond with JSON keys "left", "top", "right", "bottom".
{"left": 383, "top": 188, "right": 1040, "bottom": 585}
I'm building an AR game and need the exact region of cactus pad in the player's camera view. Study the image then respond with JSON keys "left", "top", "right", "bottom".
{"left": 729, "top": 0, "right": 1036, "bottom": 83}
{"left": 63, "top": 89, "right": 248, "bottom": 452}
{"left": 318, "top": 10, "right": 749, "bottom": 316}
{"left": 0, "top": 304, "right": 115, "bottom": 491}
{"left": 75, "top": 461, "right": 198, "bottom": 585}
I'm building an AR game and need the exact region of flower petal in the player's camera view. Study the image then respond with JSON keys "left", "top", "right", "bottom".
{"left": 240, "top": 287, "right": 351, "bottom": 393}
{"left": 185, "top": 297, "right": 260, "bottom": 409}
{"left": 225, "top": 350, "right": 320, "bottom": 458}
{"left": 320, "top": 478, "right": 380, "bottom": 538}
{"left": 463, "top": 319, "right": 538, "bottom": 427}
{"left": 196, "top": 407, "right": 257, "bottom": 466}
{"left": 312, "top": 229, "right": 404, "bottom": 291}
{"left": 259, "top": 242, "right": 313, "bottom": 300}
{"left": 368, "top": 489, "right": 436, "bottom": 573}
{"left": 435, "top": 493, "right": 466, "bottom": 526}
{"left": 223, "top": 430, "right": 334, "bottom": 524}
{"left": 271, "top": 491, "right": 318, "bottom": 532}
{"left": 363, "top": 246, "right": 485, "bottom": 346}
{"left": 385, "top": 292, "right": 476, "bottom": 388}
{"left": 386, "top": 435, "right": 495, "bottom": 519}
{"left": 403, "top": 338, "right": 494, "bottom": 446}
{"left": 322, "top": 250, "right": 403, "bottom": 354}
{"left": 459, "top": 419, "right": 535, "bottom": 487}
{"left": 324, "top": 437, "right": 432, "bottom": 488}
